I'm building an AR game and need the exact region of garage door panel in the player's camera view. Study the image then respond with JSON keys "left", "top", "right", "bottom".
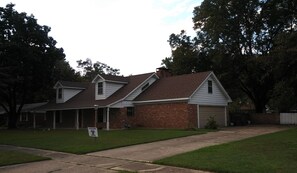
{"left": 199, "top": 106, "right": 225, "bottom": 128}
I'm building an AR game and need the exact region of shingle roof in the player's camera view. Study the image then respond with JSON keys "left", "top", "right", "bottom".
{"left": 0, "top": 102, "right": 48, "bottom": 114}
{"left": 99, "top": 74, "right": 129, "bottom": 83}
{"left": 134, "top": 71, "right": 211, "bottom": 101}
{"left": 58, "top": 81, "right": 89, "bottom": 88}
{"left": 38, "top": 73, "right": 154, "bottom": 111}
{"left": 38, "top": 71, "right": 214, "bottom": 111}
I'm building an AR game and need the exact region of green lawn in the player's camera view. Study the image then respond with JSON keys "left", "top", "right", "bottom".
{"left": 0, "top": 129, "right": 208, "bottom": 154}
{"left": 155, "top": 128, "right": 297, "bottom": 173}
{"left": 0, "top": 150, "right": 49, "bottom": 166}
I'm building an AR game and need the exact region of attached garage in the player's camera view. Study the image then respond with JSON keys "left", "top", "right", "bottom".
{"left": 134, "top": 71, "right": 232, "bottom": 129}
{"left": 198, "top": 105, "right": 227, "bottom": 128}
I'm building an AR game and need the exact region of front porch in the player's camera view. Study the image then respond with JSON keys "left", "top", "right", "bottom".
{"left": 44, "top": 108, "right": 110, "bottom": 130}
{"left": 41, "top": 107, "right": 130, "bottom": 130}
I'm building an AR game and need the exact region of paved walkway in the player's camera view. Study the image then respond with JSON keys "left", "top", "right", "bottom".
{"left": 0, "top": 125, "right": 288, "bottom": 173}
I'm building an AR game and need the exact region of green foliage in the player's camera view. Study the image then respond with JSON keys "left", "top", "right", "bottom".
{"left": 0, "top": 4, "right": 66, "bottom": 128}
{"left": 155, "top": 128, "right": 297, "bottom": 173}
{"left": 269, "top": 32, "right": 297, "bottom": 111}
{"left": 162, "top": 0, "right": 297, "bottom": 113}
{"left": 162, "top": 30, "right": 212, "bottom": 75}
{"left": 270, "top": 81, "right": 297, "bottom": 112}
{"left": 77, "top": 58, "right": 120, "bottom": 81}
{"left": 204, "top": 116, "right": 218, "bottom": 129}
{"left": 0, "top": 129, "right": 208, "bottom": 154}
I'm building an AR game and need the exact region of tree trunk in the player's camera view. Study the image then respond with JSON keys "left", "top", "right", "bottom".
{"left": 255, "top": 104, "right": 264, "bottom": 113}
{"left": 7, "top": 89, "right": 20, "bottom": 129}
{"left": 253, "top": 99, "right": 266, "bottom": 113}
{"left": 7, "top": 111, "right": 18, "bottom": 129}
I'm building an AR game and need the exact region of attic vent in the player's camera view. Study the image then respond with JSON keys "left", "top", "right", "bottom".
{"left": 141, "top": 83, "right": 149, "bottom": 91}
{"left": 208, "top": 80, "right": 213, "bottom": 94}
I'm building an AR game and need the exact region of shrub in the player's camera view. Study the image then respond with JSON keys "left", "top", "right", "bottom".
{"left": 204, "top": 116, "right": 218, "bottom": 129}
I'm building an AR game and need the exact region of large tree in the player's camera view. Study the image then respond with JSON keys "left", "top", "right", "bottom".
{"left": 269, "top": 31, "right": 297, "bottom": 111}
{"left": 162, "top": 30, "right": 214, "bottom": 75}
{"left": 77, "top": 58, "right": 120, "bottom": 81}
{"left": 163, "top": 0, "right": 296, "bottom": 112}
{"left": 0, "top": 4, "right": 65, "bottom": 128}
{"left": 192, "top": 0, "right": 296, "bottom": 113}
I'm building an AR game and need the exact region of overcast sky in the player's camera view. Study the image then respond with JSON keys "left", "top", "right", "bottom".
{"left": 1, "top": 0, "right": 202, "bottom": 75}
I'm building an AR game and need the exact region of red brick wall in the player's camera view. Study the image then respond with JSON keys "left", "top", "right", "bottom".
{"left": 109, "top": 108, "right": 142, "bottom": 129}
{"left": 187, "top": 104, "right": 198, "bottom": 128}
{"left": 109, "top": 108, "right": 127, "bottom": 129}
{"left": 40, "top": 103, "right": 198, "bottom": 129}
{"left": 130, "top": 102, "right": 197, "bottom": 129}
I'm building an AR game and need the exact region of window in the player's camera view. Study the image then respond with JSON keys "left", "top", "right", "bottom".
{"left": 97, "top": 82, "right": 103, "bottom": 95}
{"left": 20, "top": 114, "right": 28, "bottom": 122}
{"left": 141, "top": 83, "right": 149, "bottom": 91}
{"left": 208, "top": 80, "right": 213, "bottom": 94}
{"left": 127, "top": 107, "right": 134, "bottom": 116}
{"left": 58, "top": 88, "right": 62, "bottom": 99}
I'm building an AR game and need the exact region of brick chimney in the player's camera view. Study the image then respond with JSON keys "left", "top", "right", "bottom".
{"left": 156, "top": 67, "right": 172, "bottom": 78}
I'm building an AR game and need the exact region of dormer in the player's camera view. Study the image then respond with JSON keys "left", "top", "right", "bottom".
{"left": 54, "top": 81, "right": 87, "bottom": 103}
{"left": 92, "top": 74, "right": 128, "bottom": 100}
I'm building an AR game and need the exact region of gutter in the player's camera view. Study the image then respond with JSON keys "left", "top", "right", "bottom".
{"left": 133, "top": 97, "right": 189, "bottom": 104}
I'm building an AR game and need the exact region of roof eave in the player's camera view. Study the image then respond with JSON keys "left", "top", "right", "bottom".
{"left": 108, "top": 73, "right": 158, "bottom": 107}
{"left": 53, "top": 81, "right": 62, "bottom": 89}
{"left": 133, "top": 97, "right": 189, "bottom": 104}
{"left": 104, "top": 80, "right": 128, "bottom": 84}
{"left": 92, "top": 74, "right": 104, "bottom": 83}
{"left": 188, "top": 71, "right": 232, "bottom": 102}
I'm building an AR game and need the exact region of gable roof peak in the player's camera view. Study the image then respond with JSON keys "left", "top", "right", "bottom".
{"left": 135, "top": 71, "right": 212, "bottom": 102}
{"left": 92, "top": 74, "right": 128, "bottom": 83}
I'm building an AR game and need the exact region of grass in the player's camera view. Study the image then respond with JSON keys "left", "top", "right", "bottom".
{"left": 0, "top": 129, "right": 208, "bottom": 154}
{"left": 155, "top": 128, "right": 297, "bottom": 173}
{"left": 0, "top": 150, "right": 49, "bottom": 166}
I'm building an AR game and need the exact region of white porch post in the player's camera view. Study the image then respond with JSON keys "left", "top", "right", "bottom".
{"left": 197, "top": 104, "right": 200, "bottom": 128}
{"left": 53, "top": 111, "right": 56, "bottom": 129}
{"left": 75, "top": 110, "right": 79, "bottom": 130}
{"left": 106, "top": 107, "right": 110, "bottom": 131}
{"left": 26, "top": 112, "right": 29, "bottom": 121}
{"left": 94, "top": 105, "right": 98, "bottom": 127}
{"left": 33, "top": 112, "right": 36, "bottom": 129}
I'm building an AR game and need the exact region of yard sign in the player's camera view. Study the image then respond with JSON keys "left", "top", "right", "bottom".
{"left": 87, "top": 127, "right": 98, "bottom": 137}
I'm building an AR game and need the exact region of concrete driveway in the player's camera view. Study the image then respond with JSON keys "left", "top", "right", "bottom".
{"left": 88, "top": 125, "right": 287, "bottom": 162}
{"left": 0, "top": 125, "right": 288, "bottom": 173}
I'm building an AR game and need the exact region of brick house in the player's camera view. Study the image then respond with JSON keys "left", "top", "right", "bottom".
{"left": 35, "top": 68, "right": 231, "bottom": 129}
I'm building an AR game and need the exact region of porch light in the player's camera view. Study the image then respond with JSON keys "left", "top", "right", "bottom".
{"left": 94, "top": 104, "right": 98, "bottom": 110}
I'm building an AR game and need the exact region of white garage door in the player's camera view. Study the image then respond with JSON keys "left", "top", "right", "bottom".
{"left": 199, "top": 106, "right": 226, "bottom": 128}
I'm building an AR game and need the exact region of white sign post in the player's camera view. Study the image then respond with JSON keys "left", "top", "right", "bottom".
{"left": 88, "top": 127, "right": 98, "bottom": 139}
